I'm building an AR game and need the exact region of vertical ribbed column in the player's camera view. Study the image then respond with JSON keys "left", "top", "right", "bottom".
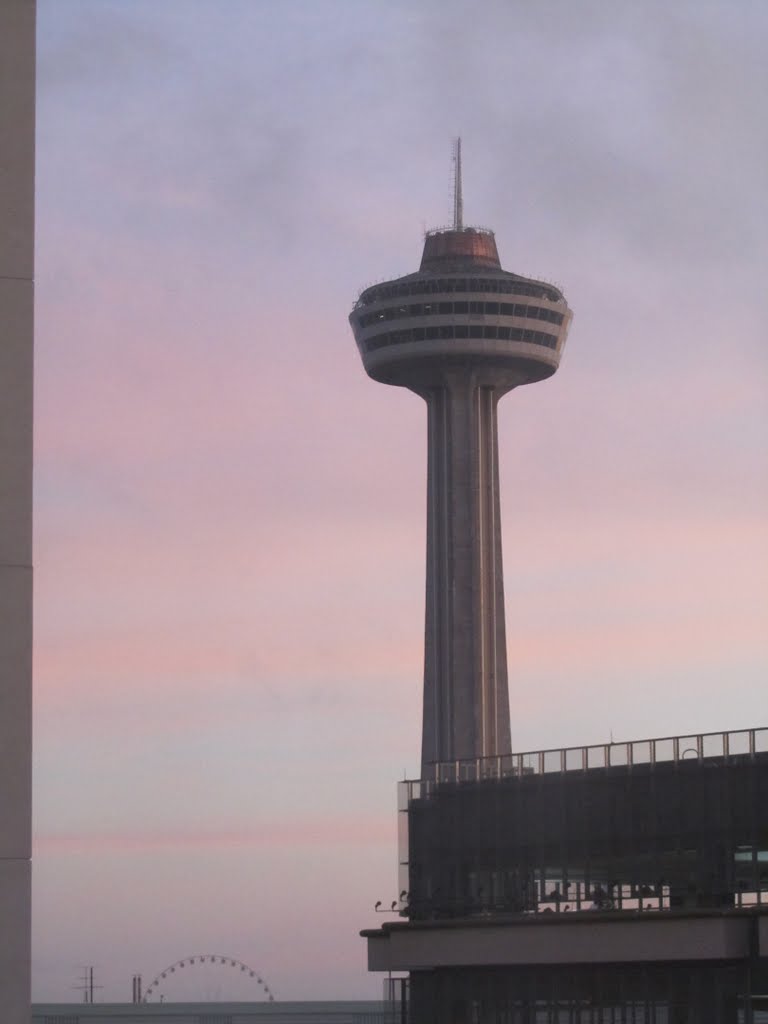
{"left": 421, "top": 373, "right": 511, "bottom": 773}
{"left": 0, "top": 3, "right": 34, "bottom": 1021}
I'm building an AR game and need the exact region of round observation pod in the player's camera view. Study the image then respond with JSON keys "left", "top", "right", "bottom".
{"left": 349, "top": 227, "right": 572, "bottom": 393}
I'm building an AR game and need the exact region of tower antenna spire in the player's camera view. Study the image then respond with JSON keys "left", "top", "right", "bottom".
{"left": 453, "top": 137, "right": 463, "bottom": 231}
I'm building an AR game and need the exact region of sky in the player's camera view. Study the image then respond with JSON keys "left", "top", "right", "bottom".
{"left": 33, "top": 0, "right": 767, "bottom": 1004}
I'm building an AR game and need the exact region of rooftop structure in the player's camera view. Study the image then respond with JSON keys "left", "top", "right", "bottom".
{"left": 349, "top": 142, "right": 572, "bottom": 775}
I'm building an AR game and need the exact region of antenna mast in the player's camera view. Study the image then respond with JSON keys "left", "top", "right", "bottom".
{"left": 453, "top": 137, "right": 463, "bottom": 231}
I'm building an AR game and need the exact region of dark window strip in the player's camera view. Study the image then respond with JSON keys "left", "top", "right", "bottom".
{"left": 363, "top": 325, "right": 559, "bottom": 353}
{"left": 357, "top": 277, "right": 563, "bottom": 307}
{"left": 358, "top": 300, "right": 564, "bottom": 329}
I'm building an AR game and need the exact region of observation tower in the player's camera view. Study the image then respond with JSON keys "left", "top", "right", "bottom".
{"left": 349, "top": 142, "right": 572, "bottom": 774}
{"left": 354, "top": 148, "right": 768, "bottom": 1024}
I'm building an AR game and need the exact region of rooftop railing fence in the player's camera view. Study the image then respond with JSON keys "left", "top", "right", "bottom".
{"left": 403, "top": 726, "right": 768, "bottom": 799}
{"left": 424, "top": 224, "right": 495, "bottom": 237}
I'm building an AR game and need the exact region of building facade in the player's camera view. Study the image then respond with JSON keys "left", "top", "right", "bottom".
{"left": 0, "top": 2, "right": 35, "bottom": 1022}
{"left": 371, "top": 727, "right": 768, "bottom": 1022}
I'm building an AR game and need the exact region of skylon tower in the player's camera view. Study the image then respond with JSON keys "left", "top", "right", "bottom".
{"left": 350, "top": 142, "right": 572, "bottom": 774}
{"left": 353, "top": 147, "right": 768, "bottom": 1024}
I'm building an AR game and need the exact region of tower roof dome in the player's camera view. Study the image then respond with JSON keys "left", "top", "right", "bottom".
{"left": 420, "top": 226, "right": 501, "bottom": 271}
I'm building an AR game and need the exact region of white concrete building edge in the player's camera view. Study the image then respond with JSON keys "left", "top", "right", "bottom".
{"left": 366, "top": 913, "right": 762, "bottom": 972}
{"left": 0, "top": 1, "right": 35, "bottom": 1021}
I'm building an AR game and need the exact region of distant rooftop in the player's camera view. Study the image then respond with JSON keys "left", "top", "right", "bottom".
{"left": 32, "top": 1001, "right": 391, "bottom": 1024}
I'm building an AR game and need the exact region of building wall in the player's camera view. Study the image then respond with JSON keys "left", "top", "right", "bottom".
{"left": 407, "top": 963, "right": 753, "bottom": 1024}
{"left": 367, "top": 912, "right": 763, "bottom": 971}
{"left": 405, "top": 753, "right": 768, "bottom": 918}
{"left": 0, "top": 1, "right": 35, "bottom": 1021}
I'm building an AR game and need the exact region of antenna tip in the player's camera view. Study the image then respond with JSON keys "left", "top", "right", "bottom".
{"left": 453, "top": 138, "right": 463, "bottom": 231}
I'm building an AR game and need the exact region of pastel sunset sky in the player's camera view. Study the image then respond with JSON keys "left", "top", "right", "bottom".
{"left": 33, "top": 0, "right": 767, "bottom": 1003}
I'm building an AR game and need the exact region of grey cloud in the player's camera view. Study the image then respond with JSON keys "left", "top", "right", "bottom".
{"left": 404, "top": 0, "right": 768, "bottom": 270}
{"left": 38, "top": 1, "right": 182, "bottom": 93}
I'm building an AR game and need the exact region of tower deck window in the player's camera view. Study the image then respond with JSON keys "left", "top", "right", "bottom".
{"left": 356, "top": 300, "right": 564, "bottom": 328}
{"left": 355, "top": 276, "right": 565, "bottom": 308}
{"left": 361, "top": 325, "right": 560, "bottom": 353}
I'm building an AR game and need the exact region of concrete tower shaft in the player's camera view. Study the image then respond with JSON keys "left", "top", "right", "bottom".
{"left": 350, "top": 222, "right": 571, "bottom": 774}
{"left": 422, "top": 374, "right": 510, "bottom": 766}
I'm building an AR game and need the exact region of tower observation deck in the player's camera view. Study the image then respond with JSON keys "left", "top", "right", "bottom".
{"left": 349, "top": 147, "right": 572, "bottom": 774}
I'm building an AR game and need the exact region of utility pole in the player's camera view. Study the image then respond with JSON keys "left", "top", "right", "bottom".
{"left": 74, "top": 966, "right": 102, "bottom": 1004}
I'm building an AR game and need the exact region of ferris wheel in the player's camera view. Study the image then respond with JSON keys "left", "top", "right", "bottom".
{"left": 143, "top": 954, "right": 275, "bottom": 1002}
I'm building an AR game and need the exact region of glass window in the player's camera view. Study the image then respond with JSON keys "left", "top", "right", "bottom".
{"left": 454, "top": 301, "right": 468, "bottom": 314}
{"left": 485, "top": 302, "right": 499, "bottom": 315}
{"left": 438, "top": 302, "right": 452, "bottom": 314}
{"left": 362, "top": 324, "right": 558, "bottom": 354}
{"left": 469, "top": 302, "right": 483, "bottom": 314}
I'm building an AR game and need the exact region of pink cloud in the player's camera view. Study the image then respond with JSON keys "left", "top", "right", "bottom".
{"left": 34, "top": 816, "right": 393, "bottom": 854}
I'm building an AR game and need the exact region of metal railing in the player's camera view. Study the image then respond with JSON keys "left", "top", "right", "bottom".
{"left": 424, "top": 223, "right": 495, "bottom": 237}
{"left": 408, "top": 726, "right": 768, "bottom": 792}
